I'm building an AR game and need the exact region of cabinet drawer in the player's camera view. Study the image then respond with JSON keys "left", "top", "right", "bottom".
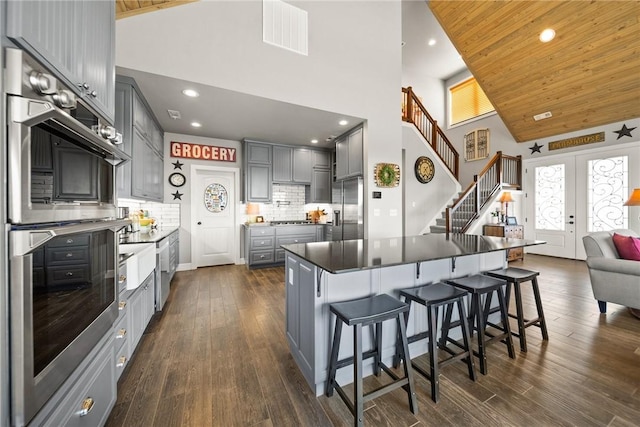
{"left": 249, "top": 227, "right": 275, "bottom": 237}
{"left": 113, "top": 314, "right": 128, "bottom": 351}
{"left": 277, "top": 235, "right": 316, "bottom": 246}
{"left": 46, "top": 265, "right": 90, "bottom": 287}
{"left": 250, "top": 250, "right": 275, "bottom": 264}
{"left": 275, "top": 248, "right": 286, "bottom": 262}
{"left": 114, "top": 313, "right": 130, "bottom": 380}
{"left": 250, "top": 236, "right": 275, "bottom": 250}
{"left": 47, "top": 337, "right": 116, "bottom": 427}
{"left": 47, "top": 235, "right": 91, "bottom": 248}
{"left": 46, "top": 247, "right": 90, "bottom": 265}
{"left": 118, "top": 263, "right": 128, "bottom": 294}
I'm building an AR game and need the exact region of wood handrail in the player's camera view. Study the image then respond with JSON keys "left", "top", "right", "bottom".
{"left": 402, "top": 87, "right": 459, "bottom": 179}
{"left": 446, "top": 151, "right": 522, "bottom": 233}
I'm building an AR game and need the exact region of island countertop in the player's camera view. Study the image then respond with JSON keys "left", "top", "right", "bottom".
{"left": 281, "top": 233, "right": 545, "bottom": 274}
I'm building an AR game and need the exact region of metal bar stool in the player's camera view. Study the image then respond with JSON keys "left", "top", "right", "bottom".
{"left": 394, "top": 282, "right": 476, "bottom": 402}
{"left": 326, "top": 294, "right": 417, "bottom": 426}
{"left": 445, "top": 275, "right": 515, "bottom": 375}
{"left": 485, "top": 267, "right": 549, "bottom": 352}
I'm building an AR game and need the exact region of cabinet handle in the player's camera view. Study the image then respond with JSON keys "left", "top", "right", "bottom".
{"left": 119, "top": 301, "right": 127, "bottom": 310}
{"left": 260, "top": 255, "right": 265, "bottom": 259}
{"left": 261, "top": 241, "right": 265, "bottom": 245}
{"left": 116, "top": 328, "right": 127, "bottom": 339}
{"left": 294, "top": 239, "right": 298, "bottom": 243}
{"left": 89, "top": 90, "right": 97, "bottom": 98}
{"left": 119, "top": 275, "right": 127, "bottom": 283}
{"left": 80, "top": 82, "right": 90, "bottom": 90}
{"left": 66, "top": 253, "right": 73, "bottom": 258}
{"left": 79, "top": 397, "right": 94, "bottom": 417}
{"left": 66, "top": 238, "right": 74, "bottom": 244}
{"left": 116, "top": 356, "right": 127, "bottom": 368}
{"left": 66, "top": 272, "right": 74, "bottom": 277}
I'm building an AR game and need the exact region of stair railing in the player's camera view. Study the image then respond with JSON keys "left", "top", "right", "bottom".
{"left": 402, "top": 87, "right": 459, "bottom": 179}
{"left": 445, "top": 151, "right": 522, "bottom": 233}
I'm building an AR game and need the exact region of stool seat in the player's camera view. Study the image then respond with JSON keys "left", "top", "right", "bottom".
{"left": 400, "top": 282, "right": 468, "bottom": 306}
{"left": 326, "top": 294, "right": 417, "bottom": 426}
{"left": 485, "top": 267, "right": 548, "bottom": 352}
{"left": 396, "top": 283, "right": 475, "bottom": 402}
{"left": 331, "top": 294, "right": 409, "bottom": 326}
{"left": 486, "top": 267, "right": 539, "bottom": 281}
{"left": 446, "top": 274, "right": 515, "bottom": 375}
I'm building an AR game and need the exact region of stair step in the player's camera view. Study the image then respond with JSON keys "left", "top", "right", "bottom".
{"left": 429, "top": 225, "right": 447, "bottom": 234}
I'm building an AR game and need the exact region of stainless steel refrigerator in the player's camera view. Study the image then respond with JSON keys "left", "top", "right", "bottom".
{"left": 330, "top": 176, "right": 364, "bottom": 240}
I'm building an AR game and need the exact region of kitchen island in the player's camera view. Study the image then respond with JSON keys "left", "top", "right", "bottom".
{"left": 282, "top": 233, "right": 545, "bottom": 396}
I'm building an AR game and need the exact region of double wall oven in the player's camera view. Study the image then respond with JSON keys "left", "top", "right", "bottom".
{"left": 5, "top": 48, "right": 130, "bottom": 425}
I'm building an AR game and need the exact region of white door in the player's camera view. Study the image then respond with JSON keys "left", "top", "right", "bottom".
{"left": 192, "top": 167, "right": 237, "bottom": 267}
{"left": 525, "top": 157, "right": 577, "bottom": 258}
{"left": 525, "top": 144, "right": 640, "bottom": 260}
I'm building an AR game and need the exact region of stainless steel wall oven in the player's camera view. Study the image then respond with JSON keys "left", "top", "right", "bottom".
{"left": 5, "top": 48, "right": 130, "bottom": 425}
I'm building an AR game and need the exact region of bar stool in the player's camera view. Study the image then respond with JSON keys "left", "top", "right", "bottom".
{"left": 326, "top": 294, "right": 417, "bottom": 426}
{"left": 485, "top": 267, "right": 549, "bottom": 352}
{"left": 395, "top": 282, "right": 476, "bottom": 402}
{"left": 445, "top": 275, "right": 515, "bottom": 375}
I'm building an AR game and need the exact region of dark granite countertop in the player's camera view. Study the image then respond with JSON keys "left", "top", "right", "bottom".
{"left": 282, "top": 233, "right": 545, "bottom": 274}
{"left": 119, "top": 227, "right": 179, "bottom": 245}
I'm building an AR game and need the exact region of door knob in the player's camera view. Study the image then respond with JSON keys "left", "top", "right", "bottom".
{"left": 197, "top": 221, "right": 202, "bottom": 225}
{"left": 566, "top": 221, "right": 574, "bottom": 224}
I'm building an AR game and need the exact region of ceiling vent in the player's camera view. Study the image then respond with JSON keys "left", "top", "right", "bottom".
{"left": 533, "top": 111, "right": 552, "bottom": 121}
{"left": 263, "top": 0, "right": 308, "bottom": 56}
{"left": 167, "top": 109, "right": 181, "bottom": 120}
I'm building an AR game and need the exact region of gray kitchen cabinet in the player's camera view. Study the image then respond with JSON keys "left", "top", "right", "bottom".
{"left": 313, "top": 150, "right": 331, "bottom": 169}
{"left": 274, "top": 226, "right": 318, "bottom": 262}
{"left": 335, "top": 126, "right": 363, "bottom": 180}
{"left": 273, "top": 146, "right": 293, "bottom": 182}
{"left": 115, "top": 76, "right": 164, "bottom": 202}
{"left": 53, "top": 139, "right": 99, "bottom": 201}
{"left": 246, "top": 225, "right": 321, "bottom": 268}
{"left": 129, "top": 272, "right": 155, "bottom": 354}
{"left": 306, "top": 168, "right": 331, "bottom": 203}
{"left": 285, "top": 254, "right": 315, "bottom": 382}
{"left": 292, "top": 149, "right": 312, "bottom": 183}
{"left": 246, "top": 142, "right": 272, "bottom": 164}
{"left": 246, "top": 164, "right": 272, "bottom": 202}
{"left": 6, "top": 0, "right": 115, "bottom": 123}
{"left": 28, "top": 333, "right": 116, "bottom": 427}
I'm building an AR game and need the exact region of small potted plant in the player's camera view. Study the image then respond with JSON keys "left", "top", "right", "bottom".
{"left": 490, "top": 209, "right": 500, "bottom": 224}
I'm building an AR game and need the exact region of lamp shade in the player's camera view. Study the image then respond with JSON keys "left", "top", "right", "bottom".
{"left": 499, "top": 191, "right": 514, "bottom": 203}
{"left": 246, "top": 203, "right": 260, "bottom": 214}
{"left": 623, "top": 188, "right": 640, "bottom": 206}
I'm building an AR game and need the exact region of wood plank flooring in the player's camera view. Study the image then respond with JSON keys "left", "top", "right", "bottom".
{"left": 106, "top": 255, "right": 640, "bottom": 426}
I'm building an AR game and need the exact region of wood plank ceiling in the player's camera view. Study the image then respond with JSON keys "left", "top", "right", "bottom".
{"left": 115, "top": 0, "right": 195, "bottom": 20}
{"left": 430, "top": 1, "right": 640, "bottom": 142}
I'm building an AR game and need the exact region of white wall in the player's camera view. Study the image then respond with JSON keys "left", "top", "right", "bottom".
{"left": 402, "top": 124, "right": 460, "bottom": 235}
{"left": 116, "top": 0, "right": 403, "bottom": 239}
{"left": 163, "top": 132, "right": 243, "bottom": 265}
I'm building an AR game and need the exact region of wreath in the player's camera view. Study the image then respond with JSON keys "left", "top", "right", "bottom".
{"left": 374, "top": 163, "right": 400, "bottom": 187}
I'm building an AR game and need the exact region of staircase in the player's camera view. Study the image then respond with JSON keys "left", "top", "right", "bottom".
{"left": 429, "top": 151, "right": 522, "bottom": 234}
{"left": 402, "top": 87, "right": 522, "bottom": 234}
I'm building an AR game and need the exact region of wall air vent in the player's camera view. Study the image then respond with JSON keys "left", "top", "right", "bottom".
{"left": 167, "top": 109, "right": 181, "bottom": 120}
{"left": 263, "top": 0, "right": 308, "bottom": 56}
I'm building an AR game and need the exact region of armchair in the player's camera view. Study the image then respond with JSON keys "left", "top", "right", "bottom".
{"left": 582, "top": 229, "right": 640, "bottom": 313}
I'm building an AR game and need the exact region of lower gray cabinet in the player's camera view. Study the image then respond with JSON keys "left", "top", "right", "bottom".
{"left": 129, "top": 272, "right": 155, "bottom": 355}
{"left": 28, "top": 333, "right": 116, "bottom": 427}
{"left": 246, "top": 225, "right": 321, "bottom": 268}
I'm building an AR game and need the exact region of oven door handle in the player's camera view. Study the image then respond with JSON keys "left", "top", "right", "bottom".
{"left": 9, "top": 96, "right": 131, "bottom": 166}
{"left": 10, "top": 219, "right": 131, "bottom": 257}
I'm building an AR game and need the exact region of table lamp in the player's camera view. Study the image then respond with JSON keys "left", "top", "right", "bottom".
{"left": 623, "top": 188, "right": 640, "bottom": 222}
{"left": 499, "top": 191, "right": 514, "bottom": 223}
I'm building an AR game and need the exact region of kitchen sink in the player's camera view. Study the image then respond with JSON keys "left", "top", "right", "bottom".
{"left": 119, "top": 243, "right": 156, "bottom": 290}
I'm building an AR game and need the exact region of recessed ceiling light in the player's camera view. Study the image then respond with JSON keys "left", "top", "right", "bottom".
{"left": 190, "top": 121, "right": 202, "bottom": 128}
{"left": 539, "top": 28, "right": 556, "bottom": 43}
{"left": 182, "top": 89, "right": 199, "bottom": 98}
{"left": 338, "top": 120, "right": 348, "bottom": 126}
{"left": 310, "top": 139, "right": 318, "bottom": 144}
{"left": 428, "top": 38, "right": 436, "bottom": 46}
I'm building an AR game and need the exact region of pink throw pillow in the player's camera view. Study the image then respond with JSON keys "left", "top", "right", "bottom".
{"left": 612, "top": 233, "right": 640, "bottom": 261}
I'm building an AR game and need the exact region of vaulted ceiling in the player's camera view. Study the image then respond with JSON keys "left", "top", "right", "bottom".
{"left": 430, "top": 0, "right": 640, "bottom": 142}
{"left": 115, "top": 0, "right": 194, "bottom": 20}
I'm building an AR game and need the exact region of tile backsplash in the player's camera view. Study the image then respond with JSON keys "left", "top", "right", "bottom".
{"left": 118, "top": 199, "right": 181, "bottom": 228}
{"left": 243, "top": 184, "right": 332, "bottom": 223}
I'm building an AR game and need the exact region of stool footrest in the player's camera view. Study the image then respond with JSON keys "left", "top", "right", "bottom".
{"left": 334, "top": 348, "right": 379, "bottom": 371}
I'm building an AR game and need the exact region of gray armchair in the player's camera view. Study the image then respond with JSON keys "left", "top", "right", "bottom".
{"left": 582, "top": 229, "right": 640, "bottom": 313}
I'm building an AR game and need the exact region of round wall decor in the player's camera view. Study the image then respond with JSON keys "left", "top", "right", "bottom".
{"left": 169, "top": 172, "right": 186, "bottom": 187}
{"left": 204, "top": 183, "right": 228, "bottom": 213}
{"left": 414, "top": 156, "right": 435, "bottom": 183}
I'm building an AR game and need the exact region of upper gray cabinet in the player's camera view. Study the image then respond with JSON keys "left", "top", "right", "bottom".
{"left": 115, "top": 76, "right": 164, "bottom": 202}
{"left": 335, "top": 126, "right": 363, "bottom": 180}
{"left": 244, "top": 141, "right": 273, "bottom": 202}
{"left": 273, "top": 146, "right": 312, "bottom": 184}
{"left": 6, "top": 0, "right": 116, "bottom": 123}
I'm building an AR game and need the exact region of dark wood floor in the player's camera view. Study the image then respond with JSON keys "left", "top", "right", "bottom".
{"left": 106, "top": 255, "right": 640, "bottom": 427}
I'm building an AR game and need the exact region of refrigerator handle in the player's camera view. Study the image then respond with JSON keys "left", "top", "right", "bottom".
{"left": 333, "top": 210, "right": 341, "bottom": 226}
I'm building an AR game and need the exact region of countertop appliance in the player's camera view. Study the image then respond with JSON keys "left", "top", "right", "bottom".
{"left": 331, "top": 176, "right": 364, "bottom": 240}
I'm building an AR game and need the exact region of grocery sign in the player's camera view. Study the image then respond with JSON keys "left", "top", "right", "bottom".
{"left": 170, "top": 141, "right": 237, "bottom": 162}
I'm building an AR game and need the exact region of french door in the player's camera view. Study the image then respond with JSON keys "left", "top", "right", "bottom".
{"left": 525, "top": 144, "right": 640, "bottom": 260}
